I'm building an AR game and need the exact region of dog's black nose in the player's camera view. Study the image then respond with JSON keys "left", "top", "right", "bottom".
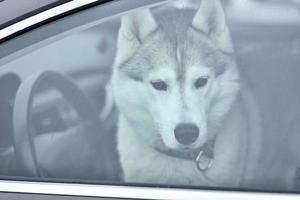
{"left": 174, "top": 123, "right": 199, "bottom": 145}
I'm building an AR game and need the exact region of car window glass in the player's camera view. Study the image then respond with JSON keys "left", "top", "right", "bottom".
{"left": 0, "top": 0, "right": 300, "bottom": 193}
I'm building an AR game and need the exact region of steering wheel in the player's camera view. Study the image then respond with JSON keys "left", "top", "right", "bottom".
{"left": 12, "top": 70, "right": 105, "bottom": 177}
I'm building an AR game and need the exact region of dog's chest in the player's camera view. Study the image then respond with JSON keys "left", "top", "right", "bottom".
{"left": 121, "top": 146, "right": 208, "bottom": 185}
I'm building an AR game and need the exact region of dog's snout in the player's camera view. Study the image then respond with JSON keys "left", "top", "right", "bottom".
{"left": 174, "top": 123, "right": 199, "bottom": 145}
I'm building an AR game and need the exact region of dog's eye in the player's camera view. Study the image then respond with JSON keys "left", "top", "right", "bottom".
{"left": 151, "top": 80, "right": 168, "bottom": 91}
{"left": 194, "top": 77, "right": 208, "bottom": 89}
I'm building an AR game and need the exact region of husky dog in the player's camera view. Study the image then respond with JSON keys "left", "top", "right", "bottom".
{"left": 112, "top": 0, "right": 261, "bottom": 187}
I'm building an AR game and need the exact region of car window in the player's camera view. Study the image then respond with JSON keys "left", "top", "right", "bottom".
{"left": 0, "top": 0, "right": 72, "bottom": 29}
{"left": 0, "top": 0, "right": 300, "bottom": 195}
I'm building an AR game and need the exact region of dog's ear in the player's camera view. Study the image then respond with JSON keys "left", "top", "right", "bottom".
{"left": 115, "top": 9, "right": 158, "bottom": 66}
{"left": 192, "top": 0, "right": 233, "bottom": 53}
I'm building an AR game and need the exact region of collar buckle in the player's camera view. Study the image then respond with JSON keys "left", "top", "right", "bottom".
{"left": 195, "top": 150, "right": 213, "bottom": 172}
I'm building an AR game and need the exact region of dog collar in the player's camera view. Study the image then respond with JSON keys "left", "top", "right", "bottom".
{"left": 154, "top": 138, "right": 216, "bottom": 172}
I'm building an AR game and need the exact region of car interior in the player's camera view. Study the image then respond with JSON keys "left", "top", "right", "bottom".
{"left": 0, "top": 0, "right": 300, "bottom": 195}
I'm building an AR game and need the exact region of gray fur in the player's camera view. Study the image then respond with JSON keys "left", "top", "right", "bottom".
{"left": 119, "top": 8, "right": 233, "bottom": 82}
{"left": 113, "top": 1, "right": 262, "bottom": 186}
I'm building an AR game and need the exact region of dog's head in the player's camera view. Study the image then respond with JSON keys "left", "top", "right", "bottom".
{"left": 112, "top": 0, "right": 240, "bottom": 152}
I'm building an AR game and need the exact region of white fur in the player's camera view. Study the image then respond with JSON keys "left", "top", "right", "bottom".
{"left": 112, "top": 0, "right": 262, "bottom": 187}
